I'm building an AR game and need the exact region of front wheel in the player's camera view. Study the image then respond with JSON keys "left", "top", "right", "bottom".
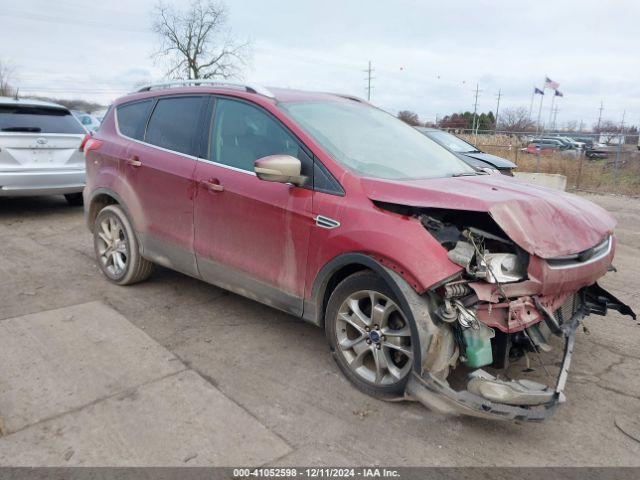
{"left": 325, "top": 271, "right": 417, "bottom": 399}
{"left": 93, "top": 204, "right": 153, "bottom": 285}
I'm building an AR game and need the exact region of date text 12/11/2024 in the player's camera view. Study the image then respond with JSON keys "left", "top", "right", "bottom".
{"left": 233, "top": 468, "right": 401, "bottom": 478}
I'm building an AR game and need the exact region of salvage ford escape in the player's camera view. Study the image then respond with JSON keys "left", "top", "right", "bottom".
{"left": 83, "top": 80, "right": 635, "bottom": 422}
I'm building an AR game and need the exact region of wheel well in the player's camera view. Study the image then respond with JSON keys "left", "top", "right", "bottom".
{"left": 88, "top": 193, "right": 118, "bottom": 231}
{"left": 319, "top": 263, "right": 372, "bottom": 325}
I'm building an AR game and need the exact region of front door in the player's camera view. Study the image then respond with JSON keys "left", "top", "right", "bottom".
{"left": 194, "top": 97, "right": 314, "bottom": 315}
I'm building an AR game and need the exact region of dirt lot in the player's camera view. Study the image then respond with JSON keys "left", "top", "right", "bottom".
{"left": 0, "top": 192, "right": 639, "bottom": 466}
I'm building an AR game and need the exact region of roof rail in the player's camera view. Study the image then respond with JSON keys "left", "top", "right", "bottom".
{"left": 134, "top": 79, "right": 275, "bottom": 98}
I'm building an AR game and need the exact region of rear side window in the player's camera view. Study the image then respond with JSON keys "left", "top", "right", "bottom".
{"left": 0, "top": 105, "right": 85, "bottom": 134}
{"left": 116, "top": 100, "right": 154, "bottom": 140}
{"left": 145, "top": 96, "right": 204, "bottom": 155}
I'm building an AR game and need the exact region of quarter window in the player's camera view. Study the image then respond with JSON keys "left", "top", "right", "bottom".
{"left": 145, "top": 96, "right": 204, "bottom": 155}
{"left": 116, "top": 100, "right": 154, "bottom": 140}
{"left": 210, "top": 98, "right": 309, "bottom": 178}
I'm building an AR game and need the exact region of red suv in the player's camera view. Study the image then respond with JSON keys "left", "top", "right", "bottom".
{"left": 83, "top": 80, "right": 634, "bottom": 422}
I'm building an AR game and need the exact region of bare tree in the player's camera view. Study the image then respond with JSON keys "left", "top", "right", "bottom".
{"left": 497, "top": 107, "right": 534, "bottom": 132}
{"left": 152, "top": 0, "right": 250, "bottom": 80}
{"left": 565, "top": 120, "right": 578, "bottom": 132}
{"left": 594, "top": 119, "right": 625, "bottom": 144}
{"left": 0, "top": 60, "right": 15, "bottom": 97}
{"left": 397, "top": 110, "right": 421, "bottom": 126}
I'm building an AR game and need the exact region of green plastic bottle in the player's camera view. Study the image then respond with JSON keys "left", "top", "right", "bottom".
{"left": 462, "top": 324, "right": 495, "bottom": 368}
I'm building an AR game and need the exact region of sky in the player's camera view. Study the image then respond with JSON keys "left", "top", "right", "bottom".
{"left": 1, "top": 0, "right": 639, "bottom": 129}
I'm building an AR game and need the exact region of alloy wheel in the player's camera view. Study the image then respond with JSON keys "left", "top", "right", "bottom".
{"left": 335, "top": 290, "right": 413, "bottom": 386}
{"left": 96, "top": 215, "right": 128, "bottom": 278}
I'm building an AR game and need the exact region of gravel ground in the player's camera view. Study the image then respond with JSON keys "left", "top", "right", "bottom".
{"left": 0, "top": 192, "right": 638, "bottom": 466}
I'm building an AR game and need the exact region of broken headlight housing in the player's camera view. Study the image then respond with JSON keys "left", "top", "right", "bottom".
{"left": 446, "top": 234, "right": 527, "bottom": 283}
{"left": 478, "top": 252, "right": 525, "bottom": 283}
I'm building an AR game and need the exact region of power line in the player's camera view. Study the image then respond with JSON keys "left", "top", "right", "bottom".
{"left": 0, "top": 9, "right": 151, "bottom": 35}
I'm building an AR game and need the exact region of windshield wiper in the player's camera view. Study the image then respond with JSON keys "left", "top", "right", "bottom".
{"left": 1, "top": 127, "right": 42, "bottom": 132}
{"left": 452, "top": 171, "right": 482, "bottom": 177}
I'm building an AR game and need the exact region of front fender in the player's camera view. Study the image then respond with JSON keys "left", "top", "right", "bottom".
{"left": 306, "top": 253, "right": 456, "bottom": 378}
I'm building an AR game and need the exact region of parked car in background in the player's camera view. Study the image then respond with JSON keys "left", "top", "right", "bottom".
{"left": 72, "top": 110, "right": 101, "bottom": 132}
{"left": 91, "top": 108, "right": 109, "bottom": 123}
{"left": 0, "top": 97, "right": 86, "bottom": 205}
{"left": 83, "top": 80, "right": 634, "bottom": 422}
{"left": 541, "top": 137, "right": 574, "bottom": 150}
{"left": 586, "top": 147, "right": 610, "bottom": 159}
{"left": 570, "top": 136, "right": 593, "bottom": 148}
{"left": 555, "top": 136, "right": 584, "bottom": 149}
{"left": 525, "top": 138, "right": 565, "bottom": 153}
{"left": 416, "top": 127, "right": 516, "bottom": 175}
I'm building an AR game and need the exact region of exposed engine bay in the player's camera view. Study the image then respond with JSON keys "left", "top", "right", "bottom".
{"left": 376, "top": 202, "right": 637, "bottom": 421}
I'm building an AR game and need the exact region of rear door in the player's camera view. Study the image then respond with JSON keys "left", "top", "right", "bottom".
{"left": 120, "top": 95, "right": 207, "bottom": 277}
{"left": 0, "top": 104, "right": 85, "bottom": 172}
{"left": 193, "top": 96, "right": 314, "bottom": 315}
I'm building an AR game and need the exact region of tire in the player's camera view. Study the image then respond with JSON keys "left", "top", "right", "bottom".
{"left": 325, "top": 271, "right": 417, "bottom": 399}
{"left": 93, "top": 204, "right": 153, "bottom": 285}
{"left": 64, "top": 192, "right": 84, "bottom": 206}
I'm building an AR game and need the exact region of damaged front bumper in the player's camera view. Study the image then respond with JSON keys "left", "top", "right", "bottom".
{"left": 405, "top": 284, "right": 636, "bottom": 422}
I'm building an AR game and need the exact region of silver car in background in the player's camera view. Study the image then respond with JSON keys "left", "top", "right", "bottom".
{"left": 71, "top": 110, "right": 101, "bottom": 133}
{"left": 0, "top": 97, "right": 86, "bottom": 205}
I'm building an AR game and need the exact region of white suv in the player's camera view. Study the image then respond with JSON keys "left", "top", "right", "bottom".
{"left": 0, "top": 97, "right": 87, "bottom": 205}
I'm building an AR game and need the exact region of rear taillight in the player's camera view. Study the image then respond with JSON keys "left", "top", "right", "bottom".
{"left": 79, "top": 133, "right": 91, "bottom": 152}
{"left": 82, "top": 137, "right": 103, "bottom": 159}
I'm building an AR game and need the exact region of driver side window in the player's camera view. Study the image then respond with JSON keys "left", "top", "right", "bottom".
{"left": 209, "top": 98, "right": 311, "bottom": 182}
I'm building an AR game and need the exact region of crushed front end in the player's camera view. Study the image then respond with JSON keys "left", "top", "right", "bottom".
{"left": 402, "top": 207, "right": 636, "bottom": 422}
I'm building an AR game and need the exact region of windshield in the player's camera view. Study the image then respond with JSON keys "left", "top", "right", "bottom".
{"left": 0, "top": 105, "right": 85, "bottom": 134}
{"left": 280, "top": 100, "right": 474, "bottom": 180}
{"left": 423, "top": 130, "right": 478, "bottom": 153}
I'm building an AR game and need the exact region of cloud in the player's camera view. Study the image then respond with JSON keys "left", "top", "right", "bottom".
{"left": 0, "top": 0, "right": 638, "bottom": 126}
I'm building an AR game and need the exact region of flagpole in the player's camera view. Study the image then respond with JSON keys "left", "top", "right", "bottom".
{"left": 528, "top": 89, "right": 535, "bottom": 124}
{"left": 547, "top": 93, "right": 556, "bottom": 132}
{"left": 536, "top": 83, "right": 545, "bottom": 135}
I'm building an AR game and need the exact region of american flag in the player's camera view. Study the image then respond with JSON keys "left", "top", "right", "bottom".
{"left": 545, "top": 77, "right": 560, "bottom": 90}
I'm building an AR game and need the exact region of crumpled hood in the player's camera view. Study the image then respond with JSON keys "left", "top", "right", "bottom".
{"left": 362, "top": 174, "right": 616, "bottom": 258}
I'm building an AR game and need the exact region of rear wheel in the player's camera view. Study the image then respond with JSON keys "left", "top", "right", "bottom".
{"left": 93, "top": 204, "right": 153, "bottom": 285}
{"left": 64, "top": 192, "right": 83, "bottom": 206}
{"left": 325, "top": 271, "right": 416, "bottom": 399}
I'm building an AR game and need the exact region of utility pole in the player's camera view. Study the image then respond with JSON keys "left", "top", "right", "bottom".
{"left": 552, "top": 107, "right": 559, "bottom": 130}
{"left": 364, "top": 61, "right": 374, "bottom": 101}
{"left": 547, "top": 93, "right": 556, "bottom": 131}
{"left": 614, "top": 110, "right": 625, "bottom": 187}
{"left": 596, "top": 100, "right": 604, "bottom": 132}
{"left": 471, "top": 83, "right": 480, "bottom": 139}
{"left": 494, "top": 89, "right": 501, "bottom": 132}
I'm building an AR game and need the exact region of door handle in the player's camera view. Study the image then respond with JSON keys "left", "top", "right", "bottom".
{"left": 127, "top": 156, "right": 142, "bottom": 167}
{"left": 202, "top": 179, "right": 224, "bottom": 192}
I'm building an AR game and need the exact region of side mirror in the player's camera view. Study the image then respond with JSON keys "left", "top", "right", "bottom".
{"left": 254, "top": 155, "right": 307, "bottom": 186}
